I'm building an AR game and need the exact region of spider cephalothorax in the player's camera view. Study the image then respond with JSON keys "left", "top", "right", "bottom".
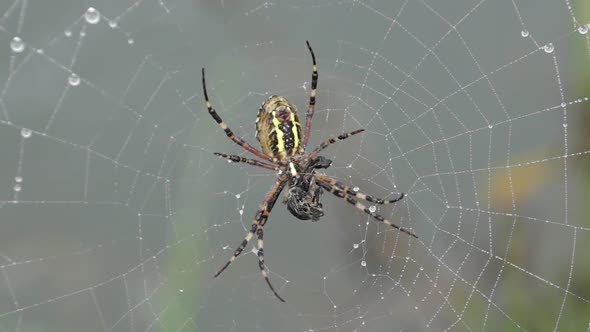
{"left": 203, "top": 41, "right": 417, "bottom": 302}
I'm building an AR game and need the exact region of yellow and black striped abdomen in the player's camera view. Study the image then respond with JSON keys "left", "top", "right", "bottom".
{"left": 256, "top": 96, "right": 302, "bottom": 160}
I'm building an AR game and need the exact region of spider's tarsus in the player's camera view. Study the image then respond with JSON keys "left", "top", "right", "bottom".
{"left": 213, "top": 261, "right": 231, "bottom": 278}
{"left": 201, "top": 68, "right": 209, "bottom": 101}
{"left": 265, "top": 278, "right": 286, "bottom": 302}
{"left": 306, "top": 40, "right": 316, "bottom": 64}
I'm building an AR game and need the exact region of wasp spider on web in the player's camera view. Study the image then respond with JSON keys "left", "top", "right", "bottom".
{"left": 203, "top": 41, "right": 417, "bottom": 302}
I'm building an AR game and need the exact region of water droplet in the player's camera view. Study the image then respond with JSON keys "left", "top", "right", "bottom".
{"left": 64, "top": 30, "right": 72, "bottom": 37}
{"left": 108, "top": 20, "right": 118, "bottom": 28}
{"left": 578, "top": 25, "right": 588, "bottom": 34}
{"left": 235, "top": 193, "right": 241, "bottom": 199}
{"left": 543, "top": 43, "right": 554, "bottom": 53}
{"left": 488, "top": 125, "right": 493, "bottom": 129}
{"left": 10, "top": 37, "right": 25, "bottom": 53}
{"left": 562, "top": 123, "right": 568, "bottom": 128}
{"left": 179, "top": 288, "right": 184, "bottom": 293}
{"left": 415, "top": 306, "right": 419, "bottom": 310}
{"left": 20, "top": 128, "right": 32, "bottom": 138}
{"left": 521, "top": 30, "right": 529, "bottom": 37}
{"left": 36, "top": 49, "right": 44, "bottom": 54}
{"left": 127, "top": 38, "right": 134, "bottom": 44}
{"left": 84, "top": 7, "right": 101, "bottom": 24}
{"left": 360, "top": 260, "right": 367, "bottom": 267}
{"left": 368, "top": 205, "right": 376, "bottom": 213}
{"left": 13, "top": 184, "right": 21, "bottom": 192}
{"left": 68, "top": 73, "right": 80, "bottom": 86}
{"left": 15, "top": 176, "right": 22, "bottom": 183}
{"left": 419, "top": 267, "right": 424, "bottom": 271}
{"left": 352, "top": 186, "right": 359, "bottom": 192}
{"left": 561, "top": 102, "right": 566, "bottom": 107}
{"left": 353, "top": 243, "right": 359, "bottom": 249}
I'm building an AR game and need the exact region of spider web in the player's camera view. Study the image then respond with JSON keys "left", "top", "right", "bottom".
{"left": 1, "top": 0, "right": 589, "bottom": 331}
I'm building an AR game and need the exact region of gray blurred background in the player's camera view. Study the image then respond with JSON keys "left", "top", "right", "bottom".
{"left": 0, "top": 0, "right": 589, "bottom": 331}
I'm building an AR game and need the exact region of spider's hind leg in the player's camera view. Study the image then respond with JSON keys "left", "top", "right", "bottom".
{"left": 213, "top": 152, "right": 278, "bottom": 171}
{"left": 201, "top": 68, "right": 273, "bottom": 162}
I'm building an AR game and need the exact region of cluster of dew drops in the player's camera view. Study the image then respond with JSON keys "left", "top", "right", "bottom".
{"left": 12, "top": 128, "right": 32, "bottom": 193}
{"left": 520, "top": 23, "right": 589, "bottom": 54}
{"left": 9, "top": 7, "right": 135, "bottom": 91}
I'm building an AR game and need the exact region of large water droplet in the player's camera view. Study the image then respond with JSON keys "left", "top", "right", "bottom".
{"left": 578, "top": 25, "right": 588, "bottom": 35}
{"left": 13, "top": 184, "right": 21, "bottom": 192}
{"left": 360, "top": 260, "right": 367, "bottom": 267}
{"left": 368, "top": 205, "right": 376, "bottom": 213}
{"left": 10, "top": 37, "right": 25, "bottom": 53}
{"left": 68, "top": 73, "right": 80, "bottom": 86}
{"left": 84, "top": 7, "right": 101, "bottom": 24}
{"left": 543, "top": 43, "right": 554, "bottom": 53}
{"left": 15, "top": 176, "right": 22, "bottom": 183}
{"left": 521, "top": 30, "right": 529, "bottom": 37}
{"left": 20, "top": 128, "right": 32, "bottom": 138}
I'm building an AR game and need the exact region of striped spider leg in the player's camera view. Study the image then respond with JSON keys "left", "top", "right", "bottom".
{"left": 301, "top": 40, "right": 318, "bottom": 152}
{"left": 202, "top": 68, "right": 273, "bottom": 162}
{"left": 213, "top": 178, "right": 288, "bottom": 302}
{"left": 314, "top": 174, "right": 417, "bottom": 238}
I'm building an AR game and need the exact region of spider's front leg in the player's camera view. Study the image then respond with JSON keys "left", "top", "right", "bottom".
{"left": 213, "top": 178, "right": 287, "bottom": 302}
{"left": 314, "top": 174, "right": 417, "bottom": 238}
{"left": 255, "top": 215, "right": 285, "bottom": 302}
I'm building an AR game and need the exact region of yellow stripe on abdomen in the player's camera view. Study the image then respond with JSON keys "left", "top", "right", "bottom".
{"left": 290, "top": 112, "right": 300, "bottom": 153}
{"left": 271, "top": 111, "right": 286, "bottom": 158}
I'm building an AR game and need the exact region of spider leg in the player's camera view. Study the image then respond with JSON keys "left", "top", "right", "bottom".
{"left": 314, "top": 174, "right": 404, "bottom": 205}
{"left": 213, "top": 178, "right": 286, "bottom": 278}
{"left": 214, "top": 152, "right": 279, "bottom": 171}
{"left": 305, "top": 129, "right": 365, "bottom": 161}
{"left": 301, "top": 41, "right": 318, "bottom": 151}
{"left": 255, "top": 224, "right": 285, "bottom": 302}
{"left": 202, "top": 68, "right": 273, "bottom": 162}
{"left": 315, "top": 176, "right": 417, "bottom": 238}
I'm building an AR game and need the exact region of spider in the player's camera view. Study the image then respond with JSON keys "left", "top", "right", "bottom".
{"left": 203, "top": 41, "right": 417, "bottom": 302}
